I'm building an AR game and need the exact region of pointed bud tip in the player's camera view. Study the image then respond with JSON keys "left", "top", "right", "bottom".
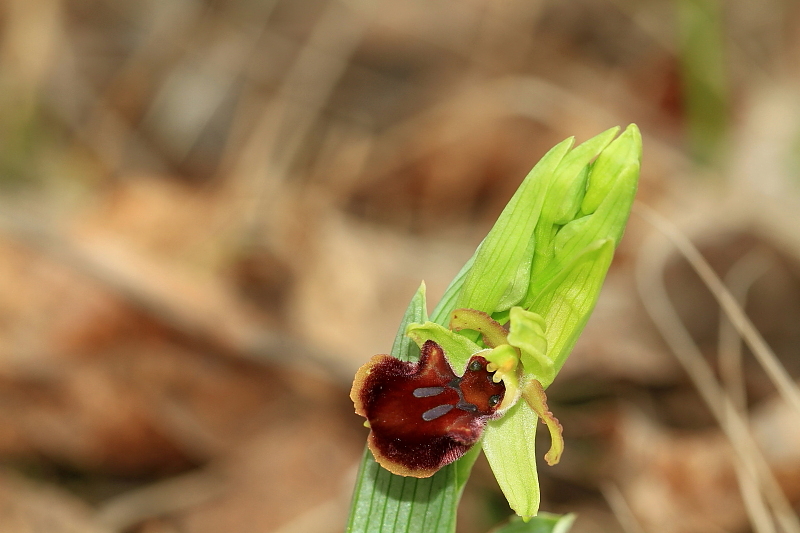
{"left": 621, "top": 123, "right": 643, "bottom": 160}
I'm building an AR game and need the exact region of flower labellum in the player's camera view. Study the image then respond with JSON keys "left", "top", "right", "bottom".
{"left": 351, "top": 339, "right": 505, "bottom": 477}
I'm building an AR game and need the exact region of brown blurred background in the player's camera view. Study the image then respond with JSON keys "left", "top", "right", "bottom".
{"left": 0, "top": 0, "right": 799, "bottom": 532}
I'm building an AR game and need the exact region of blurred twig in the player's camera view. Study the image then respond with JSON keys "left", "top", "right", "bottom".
{"left": 718, "top": 251, "right": 777, "bottom": 533}
{"left": 601, "top": 482, "right": 647, "bottom": 533}
{"left": 717, "top": 250, "right": 773, "bottom": 413}
{"left": 635, "top": 204, "right": 800, "bottom": 420}
{"left": 93, "top": 469, "right": 226, "bottom": 533}
{"left": 635, "top": 204, "right": 800, "bottom": 533}
{"left": 227, "top": 0, "right": 380, "bottom": 240}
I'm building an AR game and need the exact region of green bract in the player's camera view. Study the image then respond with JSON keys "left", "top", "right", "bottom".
{"left": 347, "top": 125, "right": 641, "bottom": 532}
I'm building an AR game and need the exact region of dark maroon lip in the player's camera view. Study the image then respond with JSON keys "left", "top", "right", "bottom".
{"left": 351, "top": 339, "right": 505, "bottom": 477}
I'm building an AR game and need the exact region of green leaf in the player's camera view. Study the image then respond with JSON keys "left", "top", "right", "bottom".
{"left": 491, "top": 513, "right": 576, "bottom": 533}
{"left": 390, "top": 282, "right": 429, "bottom": 363}
{"left": 349, "top": 283, "right": 461, "bottom": 533}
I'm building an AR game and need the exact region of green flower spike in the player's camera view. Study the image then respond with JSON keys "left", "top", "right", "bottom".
{"left": 480, "top": 125, "right": 639, "bottom": 519}
{"left": 402, "top": 124, "right": 640, "bottom": 518}
{"left": 348, "top": 125, "right": 641, "bottom": 531}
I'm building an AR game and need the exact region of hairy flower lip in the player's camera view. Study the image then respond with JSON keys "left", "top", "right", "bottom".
{"left": 351, "top": 340, "right": 505, "bottom": 477}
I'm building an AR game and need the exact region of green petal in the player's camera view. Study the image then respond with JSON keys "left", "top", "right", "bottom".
{"left": 449, "top": 308, "right": 509, "bottom": 347}
{"left": 507, "top": 307, "right": 551, "bottom": 384}
{"left": 482, "top": 400, "right": 541, "bottom": 519}
{"left": 483, "top": 344, "right": 521, "bottom": 410}
{"left": 523, "top": 380, "right": 564, "bottom": 466}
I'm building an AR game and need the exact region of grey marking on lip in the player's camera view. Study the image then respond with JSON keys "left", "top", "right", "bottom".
{"left": 422, "top": 404, "right": 454, "bottom": 421}
{"left": 456, "top": 400, "right": 478, "bottom": 412}
{"left": 413, "top": 386, "right": 446, "bottom": 398}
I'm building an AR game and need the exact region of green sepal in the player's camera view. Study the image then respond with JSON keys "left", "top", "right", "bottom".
{"left": 406, "top": 321, "right": 482, "bottom": 375}
{"left": 542, "top": 127, "right": 619, "bottom": 225}
{"left": 482, "top": 399, "right": 541, "bottom": 520}
{"left": 495, "top": 232, "right": 536, "bottom": 311}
